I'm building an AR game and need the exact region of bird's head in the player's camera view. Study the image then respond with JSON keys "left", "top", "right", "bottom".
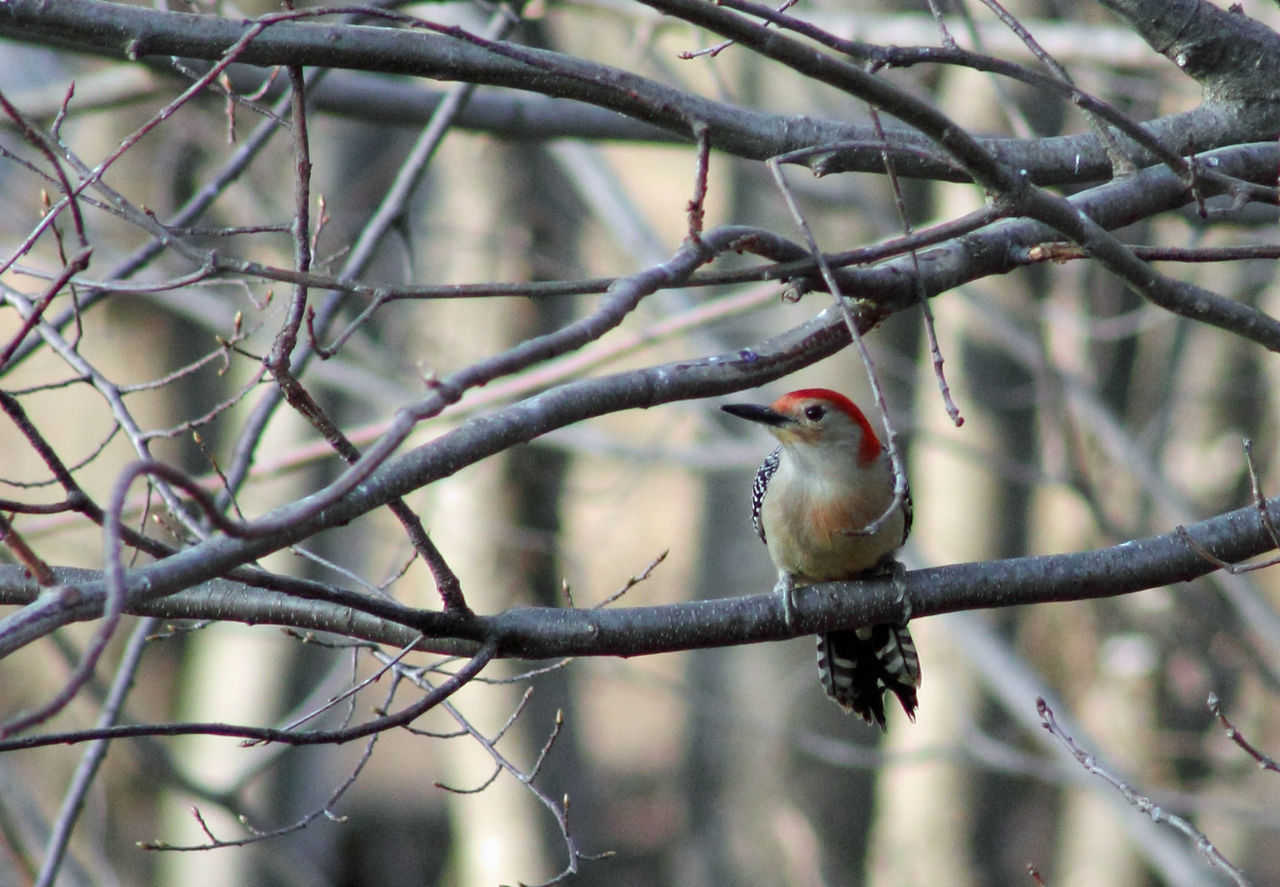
{"left": 721, "top": 388, "right": 883, "bottom": 466}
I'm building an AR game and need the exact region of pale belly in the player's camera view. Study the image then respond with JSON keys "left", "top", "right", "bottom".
{"left": 762, "top": 500, "right": 905, "bottom": 582}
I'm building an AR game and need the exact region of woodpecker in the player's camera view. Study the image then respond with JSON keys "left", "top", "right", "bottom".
{"left": 721, "top": 388, "right": 920, "bottom": 729}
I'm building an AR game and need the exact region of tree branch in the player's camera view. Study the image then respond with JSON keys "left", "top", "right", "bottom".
{"left": 1096, "top": 0, "right": 1280, "bottom": 101}
{"left": 2, "top": 495, "right": 1276, "bottom": 661}
{"left": 2, "top": 132, "right": 1277, "bottom": 660}
{"left": 6, "top": 0, "right": 1280, "bottom": 184}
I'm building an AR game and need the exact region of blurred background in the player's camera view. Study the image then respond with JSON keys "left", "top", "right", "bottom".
{"left": 2, "top": 1, "right": 1280, "bottom": 885}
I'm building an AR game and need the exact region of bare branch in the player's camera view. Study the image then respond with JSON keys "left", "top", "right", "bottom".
{"left": 1039, "top": 698, "right": 1254, "bottom": 887}
{"left": 1207, "top": 693, "right": 1280, "bottom": 775}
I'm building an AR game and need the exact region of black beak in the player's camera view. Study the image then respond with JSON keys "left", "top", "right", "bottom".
{"left": 720, "top": 402, "right": 792, "bottom": 428}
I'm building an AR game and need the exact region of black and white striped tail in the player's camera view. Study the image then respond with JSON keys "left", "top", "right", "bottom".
{"left": 817, "top": 624, "right": 921, "bottom": 730}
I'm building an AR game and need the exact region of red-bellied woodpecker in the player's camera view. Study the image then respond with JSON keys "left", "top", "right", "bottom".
{"left": 721, "top": 388, "right": 920, "bottom": 729}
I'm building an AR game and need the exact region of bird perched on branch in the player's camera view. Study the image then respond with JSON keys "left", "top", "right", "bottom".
{"left": 721, "top": 388, "right": 919, "bottom": 729}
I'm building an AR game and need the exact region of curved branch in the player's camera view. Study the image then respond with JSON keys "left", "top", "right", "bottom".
{"left": 7, "top": 0, "right": 1280, "bottom": 185}
{"left": 1096, "top": 0, "right": 1280, "bottom": 101}
{"left": 0, "top": 640, "right": 498, "bottom": 750}
{"left": 2, "top": 141, "right": 1278, "bottom": 661}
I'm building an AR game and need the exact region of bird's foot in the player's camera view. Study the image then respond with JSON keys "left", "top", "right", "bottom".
{"left": 889, "top": 559, "right": 911, "bottom": 623}
{"left": 774, "top": 571, "right": 797, "bottom": 629}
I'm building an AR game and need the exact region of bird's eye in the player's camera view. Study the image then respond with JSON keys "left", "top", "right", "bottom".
{"left": 803, "top": 404, "right": 826, "bottom": 422}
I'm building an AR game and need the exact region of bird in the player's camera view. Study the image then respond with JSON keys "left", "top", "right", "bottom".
{"left": 721, "top": 388, "right": 919, "bottom": 729}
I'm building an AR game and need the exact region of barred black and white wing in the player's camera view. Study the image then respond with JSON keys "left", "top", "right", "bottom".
{"left": 817, "top": 623, "right": 920, "bottom": 730}
{"left": 899, "top": 485, "right": 913, "bottom": 547}
{"left": 750, "top": 446, "right": 781, "bottom": 545}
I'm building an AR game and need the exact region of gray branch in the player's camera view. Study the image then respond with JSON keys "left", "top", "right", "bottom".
{"left": 5, "top": 0, "right": 1280, "bottom": 183}
{"left": 0, "top": 495, "right": 1275, "bottom": 661}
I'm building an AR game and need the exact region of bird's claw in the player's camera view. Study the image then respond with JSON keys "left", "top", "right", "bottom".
{"left": 890, "top": 560, "right": 911, "bottom": 623}
{"left": 775, "top": 572, "right": 797, "bottom": 629}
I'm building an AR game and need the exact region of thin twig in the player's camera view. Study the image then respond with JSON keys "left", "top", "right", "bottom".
{"left": 593, "top": 550, "right": 669, "bottom": 609}
{"left": 1038, "top": 697, "right": 1254, "bottom": 887}
{"left": 375, "top": 649, "right": 613, "bottom": 884}
{"left": 34, "top": 619, "right": 155, "bottom": 887}
{"left": 0, "top": 514, "right": 56, "bottom": 587}
{"left": 766, "top": 158, "right": 910, "bottom": 537}
{"left": 973, "top": 0, "right": 1133, "bottom": 173}
{"left": 1174, "top": 440, "right": 1280, "bottom": 575}
{"left": 860, "top": 86, "right": 963, "bottom": 426}
{"left": 686, "top": 121, "right": 711, "bottom": 240}
{"left": 245, "top": 634, "right": 426, "bottom": 742}
{"left": 1206, "top": 693, "right": 1280, "bottom": 774}
{"left": 142, "top": 722, "right": 381, "bottom": 850}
